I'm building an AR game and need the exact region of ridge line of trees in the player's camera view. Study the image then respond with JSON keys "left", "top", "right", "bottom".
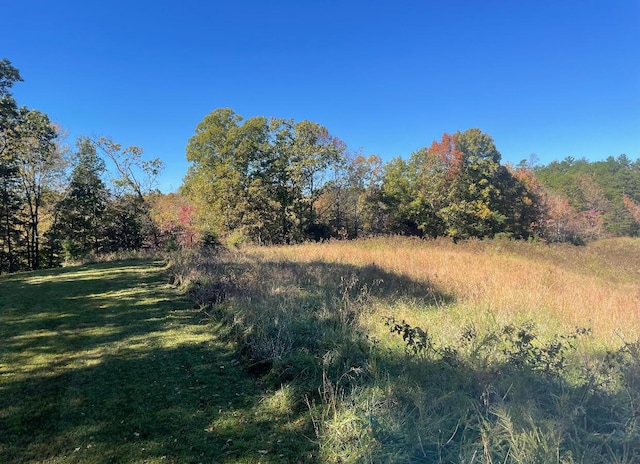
{"left": 2, "top": 57, "right": 640, "bottom": 274}
{"left": 181, "top": 108, "right": 640, "bottom": 246}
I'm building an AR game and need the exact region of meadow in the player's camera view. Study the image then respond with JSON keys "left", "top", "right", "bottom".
{"left": 2, "top": 238, "right": 639, "bottom": 463}
{"left": 172, "top": 236, "right": 640, "bottom": 463}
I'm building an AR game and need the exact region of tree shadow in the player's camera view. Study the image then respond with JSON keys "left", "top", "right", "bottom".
{"left": 0, "top": 260, "right": 317, "bottom": 463}
{"left": 187, "top": 252, "right": 640, "bottom": 462}
{"left": 2, "top": 344, "right": 320, "bottom": 462}
{"left": 4, "top": 256, "right": 635, "bottom": 463}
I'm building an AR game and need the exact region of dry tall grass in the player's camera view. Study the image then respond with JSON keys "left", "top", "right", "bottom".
{"left": 247, "top": 237, "right": 640, "bottom": 343}
{"left": 171, "top": 236, "right": 640, "bottom": 463}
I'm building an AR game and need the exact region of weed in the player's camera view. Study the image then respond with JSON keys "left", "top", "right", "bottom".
{"left": 384, "top": 316, "right": 435, "bottom": 358}
{"left": 498, "top": 323, "right": 592, "bottom": 377}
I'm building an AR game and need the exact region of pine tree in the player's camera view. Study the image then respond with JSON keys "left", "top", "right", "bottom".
{"left": 57, "top": 137, "right": 108, "bottom": 259}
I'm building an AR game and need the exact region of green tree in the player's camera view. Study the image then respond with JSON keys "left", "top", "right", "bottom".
{"left": 57, "top": 137, "right": 109, "bottom": 259}
{"left": 380, "top": 156, "right": 421, "bottom": 235}
{"left": 0, "top": 59, "right": 22, "bottom": 94}
{"left": 404, "top": 143, "right": 451, "bottom": 238}
{"left": 314, "top": 152, "right": 385, "bottom": 239}
{"left": 0, "top": 59, "right": 22, "bottom": 273}
{"left": 0, "top": 59, "right": 22, "bottom": 159}
{"left": 289, "top": 119, "right": 345, "bottom": 239}
{"left": 183, "top": 108, "right": 345, "bottom": 244}
{"left": 381, "top": 129, "right": 540, "bottom": 240}
{"left": 103, "top": 194, "right": 149, "bottom": 252}
{"left": 439, "top": 128, "right": 505, "bottom": 239}
{"left": 183, "top": 109, "right": 262, "bottom": 241}
{"left": 14, "top": 108, "right": 62, "bottom": 269}
{"left": 342, "top": 153, "right": 385, "bottom": 238}
{"left": 500, "top": 164, "right": 545, "bottom": 238}
{"left": 0, "top": 155, "right": 22, "bottom": 273}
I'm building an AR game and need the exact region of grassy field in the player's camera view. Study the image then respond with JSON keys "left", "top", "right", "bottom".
{"left": 171, "top": 237, "right": 640, "bottom": 463}
{"left": 3, "top": 238, "right": 639, "bottom": 463}
{"left": 0, "top": 260, "right": 315, "bottom": 463}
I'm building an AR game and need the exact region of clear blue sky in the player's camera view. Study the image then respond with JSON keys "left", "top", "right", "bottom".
{"left": 3, "top": 0, "right": 639, "bottom": 192}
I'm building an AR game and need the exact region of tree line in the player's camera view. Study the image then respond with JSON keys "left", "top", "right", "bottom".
{"left": 2, "top": 58, "right": 640, "bottom": 273}
{"left": 181, "top": 108, "right": 640, "bottom": 246}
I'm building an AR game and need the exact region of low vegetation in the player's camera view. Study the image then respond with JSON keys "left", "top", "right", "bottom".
{"left": 3, "top": 237, "right": 639, "bottom": 462}
{"left": 0, "top": 260, "right": 316, "bottom": 463}
{"left": 171, "top": 236, "right": 640, "bottom": 463}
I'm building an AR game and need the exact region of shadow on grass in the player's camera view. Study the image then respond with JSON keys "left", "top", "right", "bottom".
{"left": 187, "top": 254, "right": 454, "bottom": 383}
{"left": 0, "top": 260, "right": 316, "bottom": 463}
{"left": 183, "top": 251, "right": 640, "bottom": 462}
{"left": 4, "top": 256, "right": 636, "bottom": 463}
{"left": 191, "top": 254, "right": 454, "bottom": 309}
{"left": 1, "top": 344, "right": 314, "bottom": 463}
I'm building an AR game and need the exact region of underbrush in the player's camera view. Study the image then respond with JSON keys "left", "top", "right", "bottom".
{"left": 168, "top": 238, "right": 640, "bottom": 463}
{"left": 61, "top": 248, "right": 163, "bottom": 267}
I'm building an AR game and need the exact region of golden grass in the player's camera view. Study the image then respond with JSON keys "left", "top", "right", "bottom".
{"left": 166, "top": 238, "right": 640, "bottom": 462}
{"left": 246, "top": 237, "right": 640, "bottom": 344}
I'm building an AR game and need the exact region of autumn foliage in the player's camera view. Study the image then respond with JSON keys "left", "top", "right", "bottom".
{"left": 175, "top": 112, "right": 640, "bottom": 247}
{"left": 149, "top": 193, "right": 201, "bottom": 249}
{"left": 623, "top": 194, "right": 640, "bottom": 222}
{"left": 428, "top": 132, "right": 464, "bottom": 180}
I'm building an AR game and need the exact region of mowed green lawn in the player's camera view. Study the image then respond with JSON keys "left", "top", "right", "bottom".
{"left": 0, "top": 260, "right": 313, "bottom": 464}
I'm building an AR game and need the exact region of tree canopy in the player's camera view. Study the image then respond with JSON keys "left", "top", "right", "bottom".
{"left": 182, "top": 108, "right": 345, "bottom": 244}
{"left": 2, "top": 57, "right": 639, "bottom": 273}
{"left": 180, "top": 109, "right": 639, "bottom": 246}
{"left": 0, "top": 59, "right": 164, "bottom": 272}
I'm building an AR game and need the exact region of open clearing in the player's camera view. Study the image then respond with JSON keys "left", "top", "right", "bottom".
{"left": 3, "top": 238, "right": 640, "bottom": 463}
{"left": 0, "top": 260, "right": 312, "bottom": 463}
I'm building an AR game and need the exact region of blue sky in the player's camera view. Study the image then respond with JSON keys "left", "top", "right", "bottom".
{"left": 3, "top": 1, "right": 639, "bottom": 192}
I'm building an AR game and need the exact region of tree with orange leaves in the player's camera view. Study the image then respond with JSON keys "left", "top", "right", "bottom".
{"left": 623, "top": 195, "right": 640, "bottom": 223}
{"left": 426, "top": 132, "right": 464, "bottom": 180}
{"left": 382, "top": 128, "right": 542, "bottom": 240}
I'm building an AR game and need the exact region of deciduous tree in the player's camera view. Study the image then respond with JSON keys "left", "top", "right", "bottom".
{"left": 183, "top": 108, "right": 345, "bottom": 244}
{"left": 92, "top": 136, "right": 163, "bottom": 251}
{"left": 14, "top": 108, "right": 62, "bottom": 269}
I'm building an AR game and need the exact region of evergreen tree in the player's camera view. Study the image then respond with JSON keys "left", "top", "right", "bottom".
{"left": 0, "top": 153, "right": 22, "bottom": 272}
{"left": 57, "top": 137, "right": 108, "bottom": 259}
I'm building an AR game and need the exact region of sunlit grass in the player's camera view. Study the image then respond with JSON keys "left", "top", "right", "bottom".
{"left": 251, "top": 237, "right": 640, "bottom": 342}
{"left": 0, "top": 259, "right": 316, "bottom": 463}
{"left": 168, "top": 237, "right": 640, "bottom": 463}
